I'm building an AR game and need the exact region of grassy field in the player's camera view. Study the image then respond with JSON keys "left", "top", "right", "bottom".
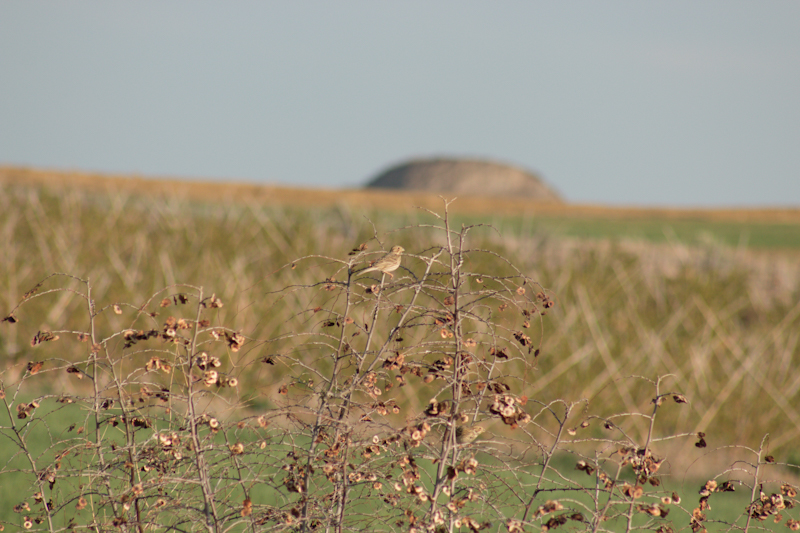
{"left": 4, "top": 165, "right": 800, "bottom": 250}
{"left": 1, "top": 166, "right": 800, "bottom": 531}
{"left": 2, "top": 167, "right": 799, "bottom": 452}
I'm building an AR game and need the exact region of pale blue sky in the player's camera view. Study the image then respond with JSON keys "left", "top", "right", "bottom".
{"left": 2, "top": 2, "right": 799, "bottom": 206}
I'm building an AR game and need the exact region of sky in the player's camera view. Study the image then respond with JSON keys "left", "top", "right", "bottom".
{"left": 1, "top": 2, "right": 799, "bottom": 207}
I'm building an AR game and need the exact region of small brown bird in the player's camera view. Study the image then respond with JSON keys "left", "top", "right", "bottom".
{"left": 360, "top": 246, "right": 404, "bottom": 279}
{"left": 455, "top": 424, "right": 484, "bottom": 445}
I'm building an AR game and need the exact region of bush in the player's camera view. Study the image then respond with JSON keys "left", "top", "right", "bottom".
{"left": 1, "top": 202, "right": 798, "bottom": 532}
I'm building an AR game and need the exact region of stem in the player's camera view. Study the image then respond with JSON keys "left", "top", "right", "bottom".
{"left": 522, "top": 404, "right": 572, "bottom": 524}
{"left": 743, "top": 436, "right": 768, "bottom": 533}
{"left": 301, "top": 266, "right": 356, "bottom": 533}
{"left": 1, "top": 397, "right": 56, "bottom": 533}
{"left": 184, "top": 287, "right": 219, "bottom": 533}
{"left": 85, "top": 279, "right": 130, "bottom": 531}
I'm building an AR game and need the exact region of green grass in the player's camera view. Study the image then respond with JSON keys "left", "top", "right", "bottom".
{"left": 481, "top": 213, "right": 800, "bottom": 251}
{"left": 0, "top": 398, "right": 88, "bottom": 529}
{"left": 0, "top": 393, "right": 792, "bottom": 530}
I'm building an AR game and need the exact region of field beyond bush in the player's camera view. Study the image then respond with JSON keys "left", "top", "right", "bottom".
{"left": 1, "top": 167, "right": 800, "bottom": 532}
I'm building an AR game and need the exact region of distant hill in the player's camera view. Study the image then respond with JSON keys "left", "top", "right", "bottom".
{"left": 366, "top": 157, "right": 563, "bottom": 202}
{"left": 3, "top": 165, "right": 799, "bottom": 228}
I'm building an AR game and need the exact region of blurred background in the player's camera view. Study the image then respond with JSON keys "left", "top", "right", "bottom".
{"left": 3, "top": 5, "right": 800, "bottom": 515}
{"left": 1, "top": 1, "right": 799, "bottom": 206}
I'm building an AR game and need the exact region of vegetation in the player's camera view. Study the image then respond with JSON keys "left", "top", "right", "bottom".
{"left": 1, "top": 174, "right": 799, "bottom": 532}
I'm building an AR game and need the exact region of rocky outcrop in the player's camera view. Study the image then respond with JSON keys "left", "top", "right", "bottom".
{"left": 366, "top": 157, "right": 562, "bottom": 202}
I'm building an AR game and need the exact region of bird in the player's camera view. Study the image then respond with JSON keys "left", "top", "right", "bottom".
{"left": 455, "top": 423, "right": 484, "bottom": 445}
{"left": 360, "top": 246, "right": 404, "bottom": 279}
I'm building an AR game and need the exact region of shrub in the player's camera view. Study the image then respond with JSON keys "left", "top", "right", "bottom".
{"left": 1, "top": 202, "right": 798, "bottom": 532}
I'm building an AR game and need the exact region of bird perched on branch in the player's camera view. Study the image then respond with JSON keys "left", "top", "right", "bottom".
{"left": 455, "top": 423, "right": 484, "bottom": 445}
{"left": 360, "top": 246, "right": 404, "bottom": 279}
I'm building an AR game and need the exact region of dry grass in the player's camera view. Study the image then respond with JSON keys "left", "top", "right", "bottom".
{"left": 1, "top": 169, "right": 800, "bottom": 531}
{"left": 3, "top": 165, "right": 800, "bottom": 224}
{"left": 1, "top": 173, "right": 799, "bottom": 461}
